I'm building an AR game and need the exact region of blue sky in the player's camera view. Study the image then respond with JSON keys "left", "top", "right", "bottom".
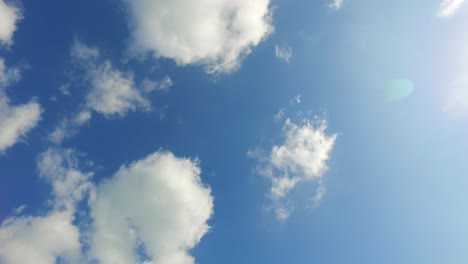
{"left": 1, "top": 0, "right": 468, "bottom": 263}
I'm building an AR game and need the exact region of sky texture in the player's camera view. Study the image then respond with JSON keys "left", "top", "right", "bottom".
{"left": 1, "top": 0, "right": 468, "bottom": 263}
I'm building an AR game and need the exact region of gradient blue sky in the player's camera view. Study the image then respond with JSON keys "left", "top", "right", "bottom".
{"left": 1, "top": 0, "right": 468, "bottom": 263}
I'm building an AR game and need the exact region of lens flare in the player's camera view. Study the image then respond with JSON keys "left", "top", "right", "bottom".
{"left": 385, "top": 79, "right": 414, "bottom": 102}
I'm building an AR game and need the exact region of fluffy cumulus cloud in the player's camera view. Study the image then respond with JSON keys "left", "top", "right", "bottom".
{"left": 0, "top": 59, "right": 41, "bottom": 152}
{"left": 0, "top": 148, "right": 94, "bottom": 264}
{"left": 1, "top": 149, "right": 212, "bottom": 264}
{"left": 123, "top": 0, "right": 274, "bottom": 74}
{"left": 275, "top": 45, "right": 292, "bottom": 63}
{"left": 249, "top": 117, "right": 337, "bottom": 220}
{"left": 0, "top": 211, "right": 83, "bottom": 264}
{"left": 91, "top": 151, "right": 213, "bottom": 264}
{"left": 0, "top": 0, "right": 22, "bottom": 45}
{"left": 438, "top": 0, "right": 465, "bottom": 17}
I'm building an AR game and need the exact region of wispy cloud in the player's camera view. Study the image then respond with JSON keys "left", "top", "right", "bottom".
{"left": 49, "top": 40, "right": 170, "bottom": 144}
{"left": 291, "top": 95, "right": 301, "bottom": 104}
{"left": 48, "top": 111, "right": 91, "bottom": 144}
{"left": 275, "top": 108, "right": 286, "bottom": 121}
{"left": 438, "top": 0, "right": 465, "bottom": 17}
{"left": 71, "top": 41, "right": 150, "bottom": 118}
{"left": 310, "top": 180, "right": 326, "bottom": 208}
{"left": 0, "top": 59, "right": 41, "bottom": 152}
{"left": 142, "top": 76, "right": 173, "bottom": 93}
{"left": 329, "top": 0, "right": 344, "bottom": 10}
{"left": 275, "top": 45, "right": 293, "bottom": 63}
{"left": 85, "top": 61, "right": 150, "bottom": 117}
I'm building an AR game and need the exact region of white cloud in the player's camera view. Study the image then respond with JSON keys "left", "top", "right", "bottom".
{"left": 268, "top": 118, "right": 336, "bottom": 195}
{"left": 329, "top": 0, "right": 343, "bottom": 10}
{"left": 310, "top": 180, "right": 326, "bottom": 208}
{"left": 1, "top": 149, "right": 214, "bottom": 264}
{"left": 37, "top": 148, "right": 95, "bottom": 210}
{"left": 74, "top": 110, "right": 92, "bottom": 125}
{"left": 274, "top": 206, "right": 292, "bottom": 222}
{"left": 48, "top": 122, "right": 70, "bottom": 145}
{"left": 438, "top": 0, "right": 465, "bottom": 17}
{"left": 270, "top": 176, "right": 300, "bottom": 199}
{"left": 49, "top": 41, "right": 154, "bottom": 144}
{"left": 292, "top": 95, "right": 301, "bottom": 104}
{"left": 0, "top": 148, "right": 94, "bottom": 264}
{"left": 86, "top": 61, "right": 150, "bottom": 117}
{"left": 275, "top": 45, "right": 292, "bottom": 63}
{"left": 48, "top": 111, "right": 92, "bottom": 145}
{"left": 13, "top": 205, "right": 26, "bottom": 214}
{"left": 70, "top": 40, "right": 100, "bottom": 62}
{"left": 275, "top": 108, "right": 286, "bottom": 121}
{"left": 123, "top": 0, "right": 274, "bottom": 74}
{"left": 0, "top": 96, "right": 41, "bottom": 152}
{"left": 249, "top": 117, "right": 337, "bottom": 220}
{"left": 0, "top": 59, "right": 20, "bottom": 87}
{"left": 59, "top": 83, "right": 71, "bottom": 96}
{"left": 0, "top": 211, "right": 83, "bottom": 264}
{"left": 91, "top": 151, "right": 213, "bottom": 264}
{"left": 142, "top": 76, "right": 173, "bottom": 93}
{"left": 0, "top": 0, "right": 22, "bottom": 45}
{"left": 1, "top": 147, "right": 214, "bottom": 264}
{"left": 0, "top": 59, "right": 41, "bottom": 152}
{"left": 71, "top": 41, "right": 150, "bottom": 118}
